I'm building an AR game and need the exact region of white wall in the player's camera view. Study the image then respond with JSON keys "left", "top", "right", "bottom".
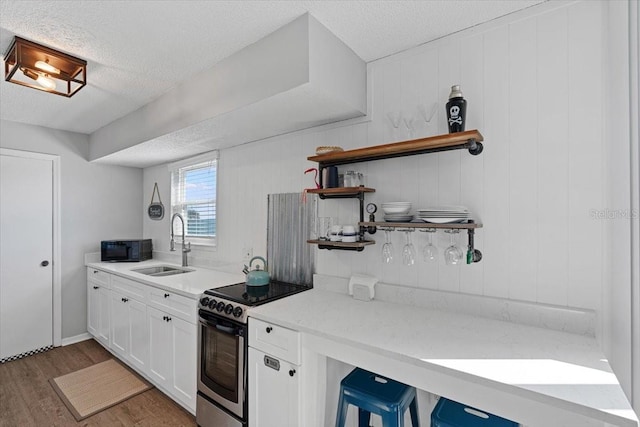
{"left": 0, "top": 120, "right": 143, "bottom": 339}
{"left": 602, "top": 0, "right": 640, "bottom": 409}
{"left": 146, "top": 0, "right": 607, "bottom": 307}
{"left": 142, "top": 0, "right": 635, "bottom": 402}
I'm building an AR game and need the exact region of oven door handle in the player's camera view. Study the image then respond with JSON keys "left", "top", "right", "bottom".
{"left": 214, "top": 324, "right": 236, "bottom": 334}
{"left": 199, "top": 311, "right": 244, "bottom": 336}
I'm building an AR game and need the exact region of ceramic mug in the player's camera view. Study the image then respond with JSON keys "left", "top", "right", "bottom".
{"left": 328, "top": 224, "right": 342, "bottom": 241}
{"left": 342, "top": 225, "right": 357, "bottom": 242}
{"left": 342, "top": 225, "right": 356, "bottom": 234}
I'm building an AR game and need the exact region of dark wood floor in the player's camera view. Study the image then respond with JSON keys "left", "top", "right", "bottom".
{"left": 0, "top": 339, "right": 196, "bottom": 427}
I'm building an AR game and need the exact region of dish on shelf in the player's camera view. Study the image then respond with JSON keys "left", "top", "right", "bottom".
{"left": 315, "top": 146, "right": 344, "bottom": 155}
{"left": 417, "top": 205, "right": 468, "bottom": 212}
{"left": 417, "top": 206, "right": 470, "bottom": 221}
{"left": 418, "top": 218, "right": 467, "bottom": 224}
{"left": 417, "top": 213, "right": 469, "bottom": 218}
{"left": 381, "top": 202, "right": 412, "bottom": 214}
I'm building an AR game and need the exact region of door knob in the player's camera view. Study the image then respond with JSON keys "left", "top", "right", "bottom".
{"left": 40, "top": 260, "right": 49, "bottom": 267}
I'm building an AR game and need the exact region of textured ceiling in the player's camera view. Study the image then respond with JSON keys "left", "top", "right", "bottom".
{"left": 0, "top": 0, "right": 544, "bottom": 136}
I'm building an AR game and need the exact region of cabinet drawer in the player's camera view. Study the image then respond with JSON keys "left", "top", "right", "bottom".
{"left": 249, "top": 318, "right": 300, "bottom": 365}
{"left": 87, "top": 268, "right": 110, "bottom": 288}
{"left": 111, "top": 275, "right": 148, "bottom": 302}
{"left": 148, "top": 288, "right": 197, "bottom": 324}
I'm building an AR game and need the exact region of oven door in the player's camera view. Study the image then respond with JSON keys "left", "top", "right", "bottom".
{"left": 197, "top": 309, "right": 246, "bottom": 419}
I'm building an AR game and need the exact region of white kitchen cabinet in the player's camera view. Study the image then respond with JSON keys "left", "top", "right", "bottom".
{"left": 87, "top": 280, "right": 110, "bottom": 348}
{"left": 248, "top": 318, "right": 301, "bottom": 427}
{"left": 148, "top": 306, "right": 197, "bottom": 412}
{"left": 110, "top": 289, "right": 148, "bottom": 373}
{"left": 249, "top": 346, "right": 300, "bottom": 427}
{"left": 86, "top": 265, "right": 198, "bottom": 415}
{"left": 148, "top": 287, "right": 197, "bottom": 324}
{"left": 87, "top": 282, "right": 99, "bottom": 337}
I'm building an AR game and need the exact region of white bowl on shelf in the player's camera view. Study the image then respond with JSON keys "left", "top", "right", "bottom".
{"left": 381, "top": 202, "right": 412, "bottom": 214}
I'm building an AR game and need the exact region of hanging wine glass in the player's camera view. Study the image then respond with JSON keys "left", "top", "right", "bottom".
{"left": 402, "top": 229, "right": 416, "bottom": 266}
{"left": 420, "top": 228, "right": 438, "bottom": 262}
{"left": 381, "top": 228, "right": 394, "bottom": 264}
{"left": 444, "top": 229, "right": 464, "bottom": 265}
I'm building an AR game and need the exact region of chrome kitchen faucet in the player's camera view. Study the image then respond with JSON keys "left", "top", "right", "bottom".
{"left": 170, "top": 213, "right": 191, "bottom": 267}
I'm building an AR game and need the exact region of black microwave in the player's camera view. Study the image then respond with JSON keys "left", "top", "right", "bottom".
{"left": 101, "top": 239, "right": 152, "bottom": 262}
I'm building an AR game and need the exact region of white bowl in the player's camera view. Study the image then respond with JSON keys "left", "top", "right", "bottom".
{"left": 382, "top": 206, "right": 411, "bottom": 214}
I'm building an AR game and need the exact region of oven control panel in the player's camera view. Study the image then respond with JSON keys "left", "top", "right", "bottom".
{"left": 199, "top": 296, "right": 247, "bottom": 322}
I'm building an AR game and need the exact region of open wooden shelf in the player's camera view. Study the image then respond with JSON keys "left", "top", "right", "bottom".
{"left": 360, "top": 221, "right": 482, "bottom": 230}
{"left": 307, "top": 239, "right": 375, "bottom": 252}
{"left": 306, "top": 187, "right": 375, "bottom": 198}
{"left": 307, "top": 130, "right": 484, "bottom": 167}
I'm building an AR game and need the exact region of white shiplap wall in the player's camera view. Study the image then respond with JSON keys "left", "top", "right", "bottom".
{"left": 145, "top": 1, "right": 607, "bottom": 313}
{"left": 314, "top": 0, "right": 605, "bottom": 312}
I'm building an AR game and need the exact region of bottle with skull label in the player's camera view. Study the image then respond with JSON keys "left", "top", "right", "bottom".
{"left": 446, "top": 85, "right": 467, "bottom": 133}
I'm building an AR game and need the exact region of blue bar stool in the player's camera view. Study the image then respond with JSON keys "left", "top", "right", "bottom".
{"left": 431, "top": 398, "right": 518, "bottom": 427}
{"left": 335, "top": 368, "right": 420, "bottom": 427}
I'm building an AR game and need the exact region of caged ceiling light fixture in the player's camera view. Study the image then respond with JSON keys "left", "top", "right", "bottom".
{"left": 3, "top": 36, "right": 87, "bottom": 97}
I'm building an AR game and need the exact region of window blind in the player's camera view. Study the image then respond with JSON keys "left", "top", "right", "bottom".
{"left": 170, "top": 152, "right": 217, "bottom": 245}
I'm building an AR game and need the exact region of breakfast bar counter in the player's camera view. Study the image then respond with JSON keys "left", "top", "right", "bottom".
{"left": 248, "top": 285, "right": 638, "bottom": 427}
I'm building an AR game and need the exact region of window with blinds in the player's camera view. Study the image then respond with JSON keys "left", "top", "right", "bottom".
{"left": 169, "top": 152, "right": 217, "bottom": 246}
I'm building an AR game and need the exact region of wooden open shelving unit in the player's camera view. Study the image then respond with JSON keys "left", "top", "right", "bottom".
{"left": 306, "top": 187, "right": 375, "bottom": 199}
{"left": 307, "top": 129, "right": 483, "bottom": 169}
{"left": 306, "top": 239, "right": 375, "bottom": 252}
{"left": 360, "top": 221, "right": 482, "bottom": 230}
{"left": 306, "top": 130, "right": 484, "bottom": 258}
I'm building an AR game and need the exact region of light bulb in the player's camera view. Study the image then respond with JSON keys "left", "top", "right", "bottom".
{"left": 21, "top": 68, "right": 57, "bottom": 91}
{"left": 35, "top": 60, "right": 60, "bottom": 74}
{"left": 36, "top": 74, "right": 56, "bottom": 91}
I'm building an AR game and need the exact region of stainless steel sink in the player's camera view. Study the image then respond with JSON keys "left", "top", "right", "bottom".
{"left": 132, "top": 265, "right": 194, "bottom": 277}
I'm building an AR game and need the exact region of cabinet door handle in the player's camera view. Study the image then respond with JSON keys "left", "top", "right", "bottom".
{"left": 93, "top": 286, "right": 99, "bottom": 290}
{"left": 266, "top": 326, "right": 272, "bottom": 333}
{"left": 289, "top": 369, "right": 296, "bottom": 377}
{"left": 164, "top": 293, "right": 170, "bottom": 298}
{"left": 163, "top": 316, "right": 168, "bottom": 321}
{"left": 122, "top": 298, "right": 128, "bottom": 303}
{"left": 93, "top": 270, "right": 99, "bottom": 274}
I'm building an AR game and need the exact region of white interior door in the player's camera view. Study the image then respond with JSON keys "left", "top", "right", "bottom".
{"left": 0, "top": 153, "right": 53, "bottom": 360}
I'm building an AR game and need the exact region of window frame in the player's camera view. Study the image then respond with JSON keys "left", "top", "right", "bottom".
{"left": 168, "top": 151, "right": 218, "bottom": 249}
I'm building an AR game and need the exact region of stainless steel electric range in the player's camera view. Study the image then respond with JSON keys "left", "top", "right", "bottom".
{"left": 196, "top": 281, "right": 309, "bottom": 427}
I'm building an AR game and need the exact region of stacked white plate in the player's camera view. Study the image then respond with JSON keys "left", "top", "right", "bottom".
{"left": 382, "top": 202, "right": 413, "bottom": 222}
{"left": 416, "top": 206, "right": 470, "bottom": 224}
{"left": 383, "top": 213, "right": 414, "bottom": 222}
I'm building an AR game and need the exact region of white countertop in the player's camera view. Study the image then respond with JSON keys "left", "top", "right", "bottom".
{"left": 86, "top": 260, "right": 245, "bottom": 299}
{"left": 248, "top": 288, "right": 638, "bottom": 427}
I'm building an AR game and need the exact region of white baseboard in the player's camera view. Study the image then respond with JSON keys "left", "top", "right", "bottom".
{"left": 61, "top": 332, "right": 92, "bottom": 346}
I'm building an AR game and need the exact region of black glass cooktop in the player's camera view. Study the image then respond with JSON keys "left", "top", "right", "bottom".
{"left": 204, "top": 281, "right": 310, "bottom": 306}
